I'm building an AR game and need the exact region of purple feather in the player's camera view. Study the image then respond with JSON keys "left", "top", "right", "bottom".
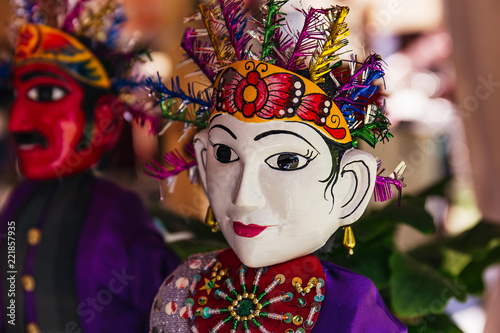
{"left": 286, "top": 8, "right": 330, "bottom": 72}
{"left": 273, "top": 25, "right": 295, "bottom": 67}
{"left": 144, "top": 145, "right": 197, "bottom": 181}
{"left": 181, "top": 28, "right": 218, "bottom": 83}
{"left": 218, "top": 0, "right": 251, "bottom": 60}
{"left": 374, "top": 175, "right": 403, "bottom": 205}
{"left": 373, "top": 161, "right": 405, "bottom": 206}
{"left": 333, "top": 54, "right": 385, "bottom": 121}
{"left": 61, "top": 0, "right": 91, "bottom": 33}
{"left": 127, "top": 105, "right": 160, "bottom": 134}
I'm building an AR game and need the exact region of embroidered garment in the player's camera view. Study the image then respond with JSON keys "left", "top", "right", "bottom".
{"left": 150, "top": 249, "right": 407, "bottom": 333}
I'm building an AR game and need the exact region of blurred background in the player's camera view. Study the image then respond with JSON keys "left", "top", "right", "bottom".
{"left": 1, "top": 0, "right": 499, "bottom": 332}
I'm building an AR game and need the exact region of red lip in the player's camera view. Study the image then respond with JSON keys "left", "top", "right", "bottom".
{"left": 233, "top": 221, "right": 267, "bottom": 238}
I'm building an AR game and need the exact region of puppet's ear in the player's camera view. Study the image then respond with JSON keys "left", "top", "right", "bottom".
{"left": 193, "top": 129, "right": 209, "bottom": 194}
{"left": 93, "top": 94, "right": 124, "bottom": 151}
{"left": 336, "top": 148, "right": 377, "bottom": 226}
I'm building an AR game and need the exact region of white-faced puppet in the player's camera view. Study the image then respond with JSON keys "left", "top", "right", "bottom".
{"left": 148, "top": 2, "right": 406, "bottom": 332}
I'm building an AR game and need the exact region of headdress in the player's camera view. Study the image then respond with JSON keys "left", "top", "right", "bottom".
{"left": 9, "top": 0, "right": 157, "bottom": 128}
{"left": 145, "top": 0, "right": 405, "bottom": 203}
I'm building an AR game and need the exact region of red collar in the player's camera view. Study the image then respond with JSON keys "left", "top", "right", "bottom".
{"left": 187, "top": 249, "right": 326, "bottom": 332}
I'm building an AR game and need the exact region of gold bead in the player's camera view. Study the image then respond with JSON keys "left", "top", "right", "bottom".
{"left": 230, "top": 310, "right": 236, "bottom": 317}
{"left": 249, "top": 293, "right": 255, "bottom": 299}
{"left": 235, "top": 315, "right": 241, "bottom": 321}
{"left": 242, "top": 316, "right": 248, "bottom": 321}
{"left": 255, "top": 310, "right": 261, "bottom": 317}
{"left": 309, "top": 277, "right": 318, "bottom": 287}
{"left": 292, "top": 277, "right": 302, "bottom": 287}
{"left": 253, "top": 298, "right": 259, "bottom": 304}
{"left": 296, "top": 286, "right": 303, "bottom": 293}
{"left": 216, "top": 275, "right": 222, "bottom": 281}
{"left": 211, "top": 272, "right": 217, "bottom": 278}
{"left": 236, "top": 295, "right": 242, "bottom": 301}
{"left": 22, "top": 275, "right": 35, "bottom": 292}
{"left": 304, "top": 287, "right": 311, "bottom": 293}
{"left": 242, "top": 292, "right": 249, "bottom": 298}
{"left": 248, "top": 314, "right": 254, "bottom": 320}
{"left": 26, "top": 322, "right": 41, "bottom": 333}
{"left": 256, "top": 303, "right": 262, "bottom": 310}
{"left": 232, "top": 300, "right": 239, "bottom": 306}
{"left": 228, "top": 306, "right": 234, "bottom": 311}
{"left": 27, "top": 228, "right": 42, "bottom": 246}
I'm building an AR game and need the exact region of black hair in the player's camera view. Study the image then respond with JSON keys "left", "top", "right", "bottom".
{"left": 76, "top": 83, "right": 113, "bottom": 151}
{"left": 319, "top": 134, "right": 352, "bottom": 202}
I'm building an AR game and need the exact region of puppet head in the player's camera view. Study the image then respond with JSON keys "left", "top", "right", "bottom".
{"left": 146, "top": 0, "right": 405, "bottom": 267}
{"left": 8, "top": 0, "right": 149, "bottom": 180}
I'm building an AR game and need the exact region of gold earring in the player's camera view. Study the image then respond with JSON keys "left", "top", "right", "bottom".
{"left": 205, "top": 206, "right": 218, "bottom": 232}
{"left": 343, "top": 226, "right": 356, "bottom": 255}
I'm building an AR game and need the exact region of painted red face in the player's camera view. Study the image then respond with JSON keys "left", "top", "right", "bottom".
{"left": 9, "top": 63, "right": 115, "bottom": 179}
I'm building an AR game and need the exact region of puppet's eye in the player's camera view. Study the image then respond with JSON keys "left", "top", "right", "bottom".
{"left": 27, "top": 85, "right": 67, "bottom": 102}
{"left": 214, "top": 144, "right": 239, "bottom": 163}
{"left": 265, "top": 152, "right": 314, "bottom": 171}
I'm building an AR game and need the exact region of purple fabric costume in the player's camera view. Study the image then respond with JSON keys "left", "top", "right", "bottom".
{"left": 0, "top": 175, "right": 180, "bottom": 332}
{"left": 149, "top": 250, "right": 407, "bottom": 333}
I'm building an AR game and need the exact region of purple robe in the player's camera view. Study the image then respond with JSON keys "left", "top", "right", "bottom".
{"left": 0, "top": 175, "right": 180, "bottom": 332}
{"left": 316, "top": 260, "right": 407, "bottom": 332}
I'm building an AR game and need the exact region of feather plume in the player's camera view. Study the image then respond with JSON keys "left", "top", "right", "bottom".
{"left": 61, "top": 0, "right": 91, "bottom": 33}
{"left": 259, "top": 0, "right": 289, "bottom": 63}
{"left": 218, "top": 0, "right": 251, "bottom": 61}
{"left": 181, "top": 28, "right": 218, "bottom": 83}
{"left": 146, "top": 74, "right": 211, "bottom": 127}
{"left": 350, "top": 104, "right": 393, "bottom": 148}
{"left": 144, "top": 144, "right": 197, "bottom": 181}
{"left": 286, "top": 8, "right": 329, "bottom": 72}
{"left": 374, "top": 161, "right": 406, "bottom": 205}
{"left": 272, "top": 22, "right": 295, "bottom": 67}
{"left": 199, "top": 2, "right": 235, "bottom": 65}
{"left": 309, "top": 6, "right": 349, "bottom": 84}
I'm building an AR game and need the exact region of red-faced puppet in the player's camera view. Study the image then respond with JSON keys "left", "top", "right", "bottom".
{"left": 10, "top": 24, "right": 124, "bottom": 179}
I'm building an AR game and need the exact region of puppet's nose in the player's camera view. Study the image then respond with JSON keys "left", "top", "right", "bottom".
{"left": 232, "top": 162, "right": 266, "bottom": 209}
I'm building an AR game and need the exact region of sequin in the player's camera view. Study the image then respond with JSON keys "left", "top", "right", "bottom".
{"left": 175, "top": 277, "right": 189, "bottom": 289}
{"left": 165, "top": 301, "right": 178, "bottom": 315}
{"left": 189, "top": 259, "right": 202, "bottom": 269}
{"left": 154, "top": 299, "right": 163, "bottom": 311}
{"left": 198, "top": 296, "right": 208, "bottom": 305}
{"left": 179, "top": 306, "right": 189, "bottom": 319}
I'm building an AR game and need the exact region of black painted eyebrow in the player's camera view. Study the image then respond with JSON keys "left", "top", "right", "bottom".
{"left": 20, "top": 71, "right": 67, "bottom": 83}
{"left": 209, "top": 113, "right": 222, "bottom": 123}
{"left": 254, "top": 130, "right": 316, "bottom": 149}
{"left": 209, "top": 124, "right": 237, "bottom": 140}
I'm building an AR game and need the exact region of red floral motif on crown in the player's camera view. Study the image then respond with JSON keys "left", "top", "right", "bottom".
{"left": 213, "top": 61, "right": 342, "bottom": 138}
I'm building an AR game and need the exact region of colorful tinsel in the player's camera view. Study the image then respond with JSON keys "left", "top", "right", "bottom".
{"left": 146, "top": 0, "right": 404, "bottom": 203}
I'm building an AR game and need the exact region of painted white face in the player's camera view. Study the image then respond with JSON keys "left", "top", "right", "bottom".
{"left": 200, "top": 114, "right": 353, "bottom": 267}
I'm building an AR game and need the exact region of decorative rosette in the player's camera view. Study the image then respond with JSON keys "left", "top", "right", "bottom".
{"left": 185, "top": 250, "right": 326, "bottom": 333}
